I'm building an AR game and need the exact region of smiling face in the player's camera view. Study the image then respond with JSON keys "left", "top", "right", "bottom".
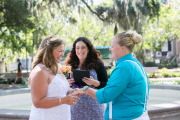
{"left": 75, "top": 41, "right": 89, "bottom": 63}
{"left": 52, "top": 44, "right": 65, "bottom": 63}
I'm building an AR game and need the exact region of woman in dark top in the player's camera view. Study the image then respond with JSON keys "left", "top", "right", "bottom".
{"left": 65, "top": 37, "right": 108, "bottom": 120}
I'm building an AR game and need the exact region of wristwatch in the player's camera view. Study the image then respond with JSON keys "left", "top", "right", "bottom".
{"left": 83, "top": 86, "right": 89, "bottom": 93}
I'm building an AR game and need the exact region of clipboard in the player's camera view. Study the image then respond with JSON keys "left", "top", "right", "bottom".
{"left": 73, "top": 70, "right": 90, "bottom": 84}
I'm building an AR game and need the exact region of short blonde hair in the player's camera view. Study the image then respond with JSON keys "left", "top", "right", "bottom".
{"left": 114, "top": 30, "right": 142, "bottom": 52}
{"left": 32, "top": 35, "right": 65, "bottom": 74}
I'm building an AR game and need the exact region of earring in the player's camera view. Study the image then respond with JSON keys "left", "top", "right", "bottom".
{"left": 121, "top": 51, "right": 124, "bottom": 53}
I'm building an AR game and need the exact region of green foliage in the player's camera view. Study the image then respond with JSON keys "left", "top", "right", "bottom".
{"left": 161, "top": 72, "right": 169, "bottom": 77}
{"left": 155, "top": 73, "right": 163, "bottom": 78}
{"left": 171, "top": 61, "right": 178, "bottom": 68}
{"left": 147, "top": 73, "right": 162, "bottom": 78}
{"left": 148, "top": 73, "right": 155, "bottom": 78}
{"left": 158, "top": 64, "right": 166, "bottom": 69}
{"left": 149, "top": 80, "right": 180, "bottom": 85}
{"left": 158, "top": 68, "right": 168, "bottom": 73}
{"left": 0, "top": 77, "right": 28, "bottom": 87}
{"left": 143, "top": 1, "right": 180, "bottom": 54}
{"left": 0, "top": 77, "right": 4, "bottom": 80}
{"left": 2, "top": 0, "right": 180, "bottom": 66}
{"left": 94, "top": 0, "right": 160, "bottom": 33}
{"left": 144, "top": 61, "right": 157, "bottom": 67}
{"left": 168, "top": 72, "right": 178, "bottom": 77}
{"left": 21, "top": 78, "right": 29, "bottom": 87}
{"left": 63, "top": 16, "right": 114, "bottom": 47}
{"left": 0, "top": 80, "right": 8, "bottom": 84}
{"left": 148, "top": 68, "right": 180, "bottom": 78}
{"left": 157, "top": 61, "right": 175, "bottom": 69}
{"left": 106, "top": 66, "right": 115, "bottom": 78}
{"left": 0, "top": 0, "right": 35, "bottom": 64}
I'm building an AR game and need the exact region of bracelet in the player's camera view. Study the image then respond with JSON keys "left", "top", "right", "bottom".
{"left": 59, "top": 97, "right": 62, "bottom": 105}
{"left": 83, "top": 86, "right": 89, "bottom": 93}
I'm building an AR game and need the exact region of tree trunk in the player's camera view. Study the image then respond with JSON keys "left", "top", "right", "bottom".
{"left": 136, "top": 52, "right": 143, "bottom": 65}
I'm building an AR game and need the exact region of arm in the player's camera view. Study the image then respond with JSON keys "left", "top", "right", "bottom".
{"left": 30, "top": 68, "right": 79, "bottom": 108}
{"left": 19, "top": 63, "right": 22, "bottom": 72}
{"left": 20, "top": 65, "right": 22, "bottom": 72}
{"left": 76, "top": 87, "right": 97, "bottom": 99}
{"left": 80, "top": 66, "right": 131, "bottom": 103}
{"left": 85, "top": 88, "right": 97, "bottom": 99}
{"left": 96, "top": 66, "right": 131, "bottom": 104}
{"left": 95, "top": 65, "right": 108, "bottom": 89}
{"left": 83, "top": 65, "right": 108, "bottom": 88}
{"left": 30, "top": 69, "right": 59, "bottom": 108}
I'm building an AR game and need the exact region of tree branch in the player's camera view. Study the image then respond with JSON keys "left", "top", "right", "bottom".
{"left": 54, "top": 26, "right": 64, "bottom": 35}
{"left": 0, "top": 21, "right": 31, "bottom": 28}
{"left": 81, "top": 0, "right": 104, "bottom": 21}
{"left": 0, "top": 29, "right": 8, "bottom": 38}
{"left": 94, "top": 28, "right": 103, "bottom": 40}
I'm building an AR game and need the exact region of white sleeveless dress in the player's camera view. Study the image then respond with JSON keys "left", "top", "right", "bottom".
{"left": 29, "top": 64, "right": 71, "bottom": 120}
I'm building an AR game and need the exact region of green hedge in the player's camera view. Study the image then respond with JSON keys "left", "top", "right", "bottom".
{"left": 106, "top": 66, "right": 115, "bottom": 79}
{"left": 149, "top": 80, "right": 180, "bottom": 85}
{"left": 0, "top": 78, "right": 24, "bottom": 84}
{"left": 148, "top": 68, "right": 180, "bottom": 78}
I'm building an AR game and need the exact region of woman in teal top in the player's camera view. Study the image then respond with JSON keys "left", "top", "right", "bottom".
{"left": 77, "top": 30, "right": 150, "bottom": 120}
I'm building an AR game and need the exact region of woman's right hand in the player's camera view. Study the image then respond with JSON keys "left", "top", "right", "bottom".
{"left": 61, "top": 95, "right": 80, "bottom": 106}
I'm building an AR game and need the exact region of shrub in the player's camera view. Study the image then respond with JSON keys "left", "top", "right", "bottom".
{"left": 148, "top": 73, "right": 155, "bottom": 78}
{"left": 16, "top": 78, "right": 23, "bottom": 84}
{"left": 159, "top": 68, "right": 169, "bottom": 77}
{"left": 177, "top": 81, "right": 180, "bottom": 85}
{"left": 0, "top": 80, "right": 8, "bottom": 84}
{"left": 176, "top": 72, "right": 180, "bottom": 77}
{"left": 155, "top": 73, "right": 162, "bottom": 78}
{"left": 169, "top": 72, "right": 177, "bottom": 77}
{"left": 161, "top": 72, "right": 169, "bottom": 77}
{"left": 107, "top": 66, "right": 115, "bottom": 79}
{"left": 8, "top": 79, "right": 16, "bottom": 84}
{"left": 144, "top": 61, "right": 157, "bottom": 67}
{"left": 166, "top": 63, "right": 171, "bottom": 68}
{"left": 0, "top": 81, "right": 3, "bottom": 84}
{"left": 7, "top": 78, "right": 23, "bottom": 84}
{"left": 171, "top": 61, "right": 178, "bottom": 68}
{"left": 158, "top": 63, "right": 166, "bottom": 69}
{"left": 159, "top": 68, "right": 168, "bottom": 72}
{"left": 149, "top": 80, "right": 180, "bottom": 85}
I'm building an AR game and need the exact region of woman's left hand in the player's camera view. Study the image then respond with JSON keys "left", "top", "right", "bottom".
{"left": 82, "top": 76, "right": 94, "bottom": 86}
{"left": 67, "top": 78, "right": 75, "bottom": 87}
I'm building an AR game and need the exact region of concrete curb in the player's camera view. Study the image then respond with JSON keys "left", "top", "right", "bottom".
{"left": 1, "top": 84, "right": 179, "bottom": 96}
{"left": 0, "top": 88, "right": 30, "bottom": 96}
{"left": 148, "top": 106, "right": 180, "bottom": 120}
{"left": 150, "top": 84, "right": 180, "bottom": 90}
{"left": 149, "top": 77, "right": 180, "bottom": 81}
{"left": 0, "top": 109, "right": 30, "bottom": 120}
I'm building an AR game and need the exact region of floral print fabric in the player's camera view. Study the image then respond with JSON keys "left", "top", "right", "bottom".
{"left": 71, "top": 68, "right": 105, "bottom": 120}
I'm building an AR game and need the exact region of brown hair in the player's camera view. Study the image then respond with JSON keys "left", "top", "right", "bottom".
{"left": 65, "top": 37, "right": 103, "bottom": 71}
{"left": 31, "top": 35, "right": 65, "bottom": 74}
{"left": 114, "top": 30, "right": 142, "bottom": 52}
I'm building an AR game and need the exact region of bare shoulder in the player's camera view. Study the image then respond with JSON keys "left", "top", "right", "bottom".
{"left": 29, "top": 65, "right": 49, "bottom": 84}
{"left": 33, "top": 66, "right": 48, "bottom": 77}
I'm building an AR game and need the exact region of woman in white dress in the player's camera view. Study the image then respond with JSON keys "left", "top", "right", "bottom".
{"left": 29, "top": 35, "right": 80, "bottom": 120}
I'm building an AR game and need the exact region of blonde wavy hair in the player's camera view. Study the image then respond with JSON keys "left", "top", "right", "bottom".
{"left": 114, "top": 30, "right": 142, "bottom": 52}
{"left": 31, "top": 35, "right": 65, "bottom": 74}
